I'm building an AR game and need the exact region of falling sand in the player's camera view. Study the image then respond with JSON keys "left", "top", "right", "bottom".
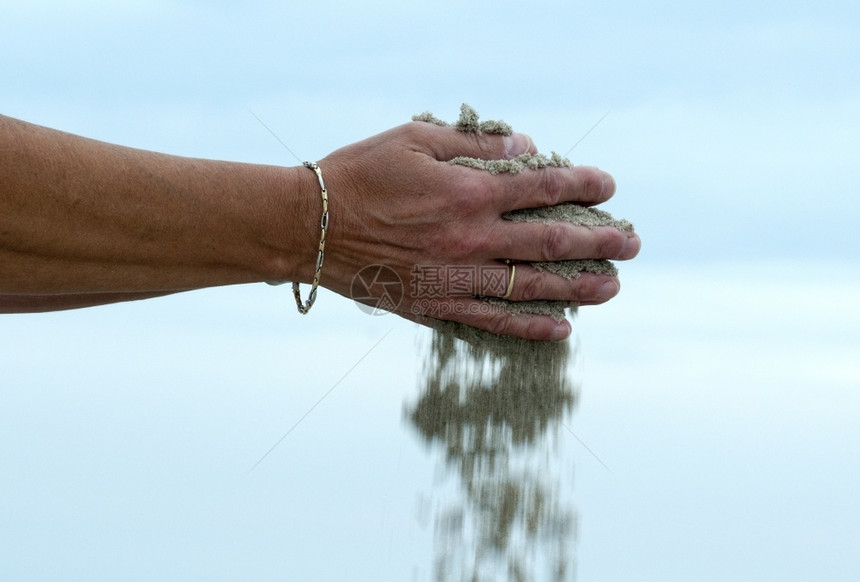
{"left": 407, "top": 106, "right": 630, "bottom": 577}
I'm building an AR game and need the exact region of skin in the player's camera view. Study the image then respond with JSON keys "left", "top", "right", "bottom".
{"left": 0, "top": 114, "right": 640, "bottom": 340}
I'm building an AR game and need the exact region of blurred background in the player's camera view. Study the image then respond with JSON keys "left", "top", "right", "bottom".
{"left": 2, "top": 1, "right": 858, "bottom": 580}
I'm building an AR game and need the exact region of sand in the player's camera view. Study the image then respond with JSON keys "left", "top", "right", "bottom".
{"left": 405, "top": 109, "right": 595, "bottom": 574}
{"left": 413, "top": 103, "right": 514, "bottom": 135}
{"left": 449, "top": 151, "right": 573, "bottom": 175}
{"left": 506, "top": 204, "right": 631, "bottom": 286}
{"left": 413, "top": 104, "right": 634, "bottom": 331}
{"left": 506, "top": 202, "right": 634, "bottom": 231}
{"left": 409, "top": 308, "right": 577, "bottom": 576}
{"left": 415, "top": 317, "right": 575, "bottom": 434}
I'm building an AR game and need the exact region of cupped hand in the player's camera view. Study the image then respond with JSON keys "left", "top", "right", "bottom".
{"left": 316, "top": 120, "right": 640, "bottom": 341}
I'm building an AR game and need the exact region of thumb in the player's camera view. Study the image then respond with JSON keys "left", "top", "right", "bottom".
{"left": 502, "top": 132, "right": 536, "bottom": 159}
{"left": 417, "top": 122, "right": 537, "bottom": 162}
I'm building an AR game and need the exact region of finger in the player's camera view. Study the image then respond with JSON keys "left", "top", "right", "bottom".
{"left": 411, "top": 121, "right": 537, "bottom": 162}
{"left": 496, "top": 265, "right": 622, "bottom": 304}
{"left": 401, "top": 297, "right": 572, "bottom": 342}
{"left": 490, "top": 222, "right": 641, "bottom": 262}
{"left": 495, "top": 164, "right": 618, "bottom": 211}
{"left": 409, "top": 121, "right": 617, "bottom": 208}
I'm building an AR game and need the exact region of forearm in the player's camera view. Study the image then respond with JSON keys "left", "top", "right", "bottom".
{"left": 1, "top": 108, "right": 641, "bottom": 341}
{"left": 0, "top": 291, "right": 180, "bottom": 313}
{"left": 0, "top": 115, "right": 316, "bottom": 300}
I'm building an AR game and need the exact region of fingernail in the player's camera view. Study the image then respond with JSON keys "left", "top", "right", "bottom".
{"left": 503, "top": 133, "right": 533, "bottom": 159}
{"left": 602, "top": 173, "right": 616, "bottom": 197}
{"left": 620, "top": 233, "right": 641, "bottom": 259}
{"left": 551, "top": 321, "right": 571, "bottom": 341}
{"left": 597, "top": 280, "right": 619, "bottom": 301}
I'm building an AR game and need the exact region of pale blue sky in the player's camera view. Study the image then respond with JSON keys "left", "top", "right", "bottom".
{"left": 4, "top": 0, "right": 858, "bottom": 261}
{"left": 2, "top": 1, "right": 859, "bottom": 581}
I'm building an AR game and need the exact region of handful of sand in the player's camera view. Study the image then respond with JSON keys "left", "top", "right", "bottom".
{"left": 412, "top": 104, "right": 635, "bottom": 327}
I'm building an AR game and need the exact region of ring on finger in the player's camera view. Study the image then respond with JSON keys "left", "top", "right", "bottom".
{"left": 503, "top": 260, "right": 516, "bottom": 299}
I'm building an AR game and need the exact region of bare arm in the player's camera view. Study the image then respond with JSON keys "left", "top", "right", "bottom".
{"left": 0, "top": 291, "right": 178, "bottom": 313}
{"left": 0, "top": 114, "right": 315, "bottom": 300}
{"left": 1, "top": 113, "right": 640, "bottom": 340}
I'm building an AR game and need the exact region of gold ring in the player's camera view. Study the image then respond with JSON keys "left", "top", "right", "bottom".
{"left": 503, "top": 261, "right": 516, "bottom": 299}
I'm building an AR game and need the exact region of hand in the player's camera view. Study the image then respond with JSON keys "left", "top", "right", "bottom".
{"left": 316, "top": 120, "right": 641, "bottom": 341}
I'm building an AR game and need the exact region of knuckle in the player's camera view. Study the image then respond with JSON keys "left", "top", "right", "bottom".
{"left": 434, "top": 229, "right": 482, "bottom": 263}
{"left": 539, "top": 169, "right": 565, "bottom": 206}
{"left": 541, "top": 222, "right": 571, "bottom": 262}
{"left": 517, "top": 271, "right": 543, "bottom": 301}
{"left": 467, "top": 229, "right": 493, "bottom": 258}
{"left": 570, "top": 276, "right": 602, "bottom": 302}
{"left": 446, "top": 172, "right": 495, "bottom": 215}
{"left": 576, "top": 166, "right": 612, "bottom": 202}
{"left": 595, "top": 230, "right": 626, "bottom": 258}
{"left": 401, "top": 120, "right": 424, "bottom": 138}
{"left": 474, "top": 133, "right": 502, "bottom": 159}
{"left": 403, "top": 119, "right": 437, "bottom": 143}
{"left": 397, "top": 122, "right": 431, "bottom": 151}
{"left": 483, "top": 312, "right": 513, "bottom": 337}
{"left": 582, "top": 168, "right": 605, "bottom": 200}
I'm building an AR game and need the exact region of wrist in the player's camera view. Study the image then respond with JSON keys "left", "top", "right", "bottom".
{"left": 251, "top": 162, "right": 322, "bottom": 286}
